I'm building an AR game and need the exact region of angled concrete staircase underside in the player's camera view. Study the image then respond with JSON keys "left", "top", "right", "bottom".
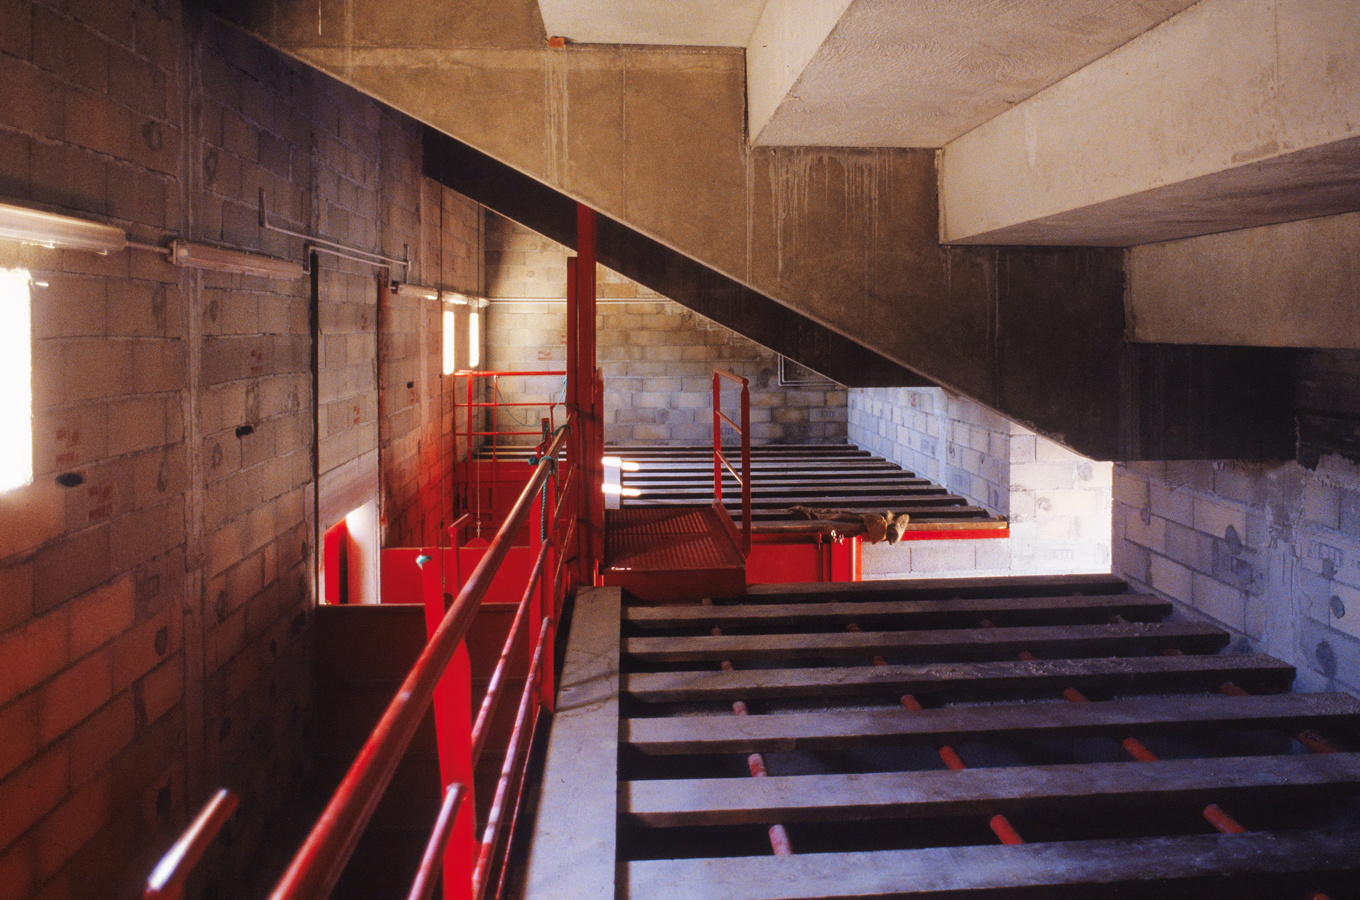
{"left": 221, "top": 2, "right": 1299, "bottom": 461}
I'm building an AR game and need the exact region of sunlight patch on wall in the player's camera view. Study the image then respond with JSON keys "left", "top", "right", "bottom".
{"left": 0, "top": 268, "right": 31, "bottom": 493}
{"left": 443, "top": 309, "right": 457, "bottom": 374}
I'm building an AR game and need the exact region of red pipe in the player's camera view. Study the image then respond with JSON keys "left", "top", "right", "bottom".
{"left": 405, "top": 784, "right": 467, "bottom": 900}
{"left": 989, "top": 814, "right": 1026, "bottom": 846}
{"left": 1219, "top": 682, "right": 1343, "bottom": 753}
{"left": 856, "top": 623, "right": 1024, "bottom": 844}
{"left": 1201, "top": 804, "right": 1247, "bottom": 835}
{"left": 983, "top": 615, "right": 1337, "bottom": 899}
{"left": 145, "top": 789, "right": 239, "bottom": 900}
{"left": 707, "top": 612, "right": 794, "bottom": 856}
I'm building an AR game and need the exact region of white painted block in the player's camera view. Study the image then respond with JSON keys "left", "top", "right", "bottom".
{"left": 1077, "top": 461, "right": 1114, "bottom": 487}
{"left": 1112, "top": 467, "right": 1149, "bottom": 508}
{"left": 1150, "top": 482, "right": 1195, "bottom": 528}
{"left": 1192, "top": 571, "right": 1247, "bottom": 634}
{"left": 974, "top": 540, "right": 1012, "bottom": 573}
{"left": 1324, "top": 581, "right": 1360, "bottom": 643}
{"left": 1150, "top": 554, "right": 1193, "bottom": 603}
{"left": 1034, "top": 436, "right": 1085, "bottom": 463}
{"left": 1036, "top": 489, "right": 1100, "bottom": 517}
{"left": 910, "top": 540, "right": 978, "bottom": 573}
{"left": 1192, "top": 496, "right": 1249, "bottom": 542}
{"left": 1033, "top": 515, "right": 1076, "bottom": 542}
{"left": 1011, "top": 462, "right": 1079, "bottom": 491}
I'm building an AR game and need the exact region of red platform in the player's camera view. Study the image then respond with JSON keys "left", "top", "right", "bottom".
{"left": 601, "top": 506, "right": 746, "bottom": 603}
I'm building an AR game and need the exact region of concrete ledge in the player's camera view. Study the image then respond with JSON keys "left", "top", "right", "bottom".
{"left": 940, "top": 0, "right": 1360, "bottom": 246}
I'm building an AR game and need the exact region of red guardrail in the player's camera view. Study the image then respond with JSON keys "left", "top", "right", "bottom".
{"left": 454, "top": 371, "right": 566, "bottom": 533}
{"left": 261, "top": 422, "right": 572, "bottom": 900}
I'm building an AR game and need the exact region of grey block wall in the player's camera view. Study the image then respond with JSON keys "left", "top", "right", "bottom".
{"left": 1115, "top": 458, "right": 1360, "bottom": 697}
{"left": 849, "top": 387, "right": 1111, "bottom": 579}
{"left": 483, "top": 213, "right": 848, "bottom": 445}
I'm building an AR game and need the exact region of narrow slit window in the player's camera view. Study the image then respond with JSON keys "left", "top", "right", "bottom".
{"left": 0, "top": 269, "right": 31, "bottom": 492}
{"left": 468, "top": 307, "right": 480, "bottom": 369}
{"left": 443, "top": 308, "right": 457, "bottom": 374}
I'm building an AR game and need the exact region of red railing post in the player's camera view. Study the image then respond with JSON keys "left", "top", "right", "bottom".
{"left": 565, "top": 256, "right": 580, "bottom": 590}
{"left": 712, "top": 369, "right": 752, "bottom": 557}
{"left": 590, "top": 367, "right": 605, "bottom": 577}
{"left": 420, "top": 552, "right": 476, "bottom": 900}
{"left": 712, "top": 374, "right": 723, "bottom": 510}
{"left": 739, "top": 379, "right": 751, "bottom": 556}
{"left": 464, "top": 371, "right": 474, "bottom": 514}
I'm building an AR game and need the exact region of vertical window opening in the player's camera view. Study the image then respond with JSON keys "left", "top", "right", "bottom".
{"left": 443, "top": 308, "right": 457, "bottom": 374}
{"left": 0, "top": 269, "right": 32, "bottom": 493}
{"left": 468, "top": 307, "right": 480, "bottom": 369}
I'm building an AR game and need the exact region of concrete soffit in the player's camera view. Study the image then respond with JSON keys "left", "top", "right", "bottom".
{"left": 747, "top": 0, "right": 1200, "bottom": 149}
{"left": 938, "top": 0, "right": 1360, "bottom": 247}
{"left": 934, "top": 0, "right": 1360, "bottom": 350}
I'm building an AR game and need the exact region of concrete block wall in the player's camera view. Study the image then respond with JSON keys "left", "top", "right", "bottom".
{"left": 483, "top": 213, "right": 849, "bottom": 445}
{"left": 0, "top": 6, "right": 481, "bottom": 900}
{"left": 1114, "top": 457, "right": 1360, "bottom": 697}
{"left": 380, "top": 185, "right": 480, "bottom": 549}
{"left": 849, "top": 387, "right": 1111, "bottom": 579}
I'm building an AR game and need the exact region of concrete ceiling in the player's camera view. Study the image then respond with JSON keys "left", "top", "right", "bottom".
{"left": 537, "top": 0, "right": 1199, "bottom": 147}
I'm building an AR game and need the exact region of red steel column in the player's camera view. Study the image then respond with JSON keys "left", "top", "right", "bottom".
{"left": 565, "top": 255, "right": 579, "bottom": 591}
{"left": 570, "top": 204, "right": 599, "bottom": 583}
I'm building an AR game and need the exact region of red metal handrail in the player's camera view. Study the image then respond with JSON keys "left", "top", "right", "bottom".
{"left": 266, "top": 422, "right": 574, "bottom": 900}
{"left": 405, "top": 784, "right": 467, "bottom": 900}
{"left": 144, "top": 789, "right": 239, "bottom": 900}
{"left": 472, "top": 615, "right": 554, "bottom": 900}
{"left": 469, "top": 538, "right": 551, "bottom": 764}
{"left": 712, "top": 368, "right": 752, "bottom": 557}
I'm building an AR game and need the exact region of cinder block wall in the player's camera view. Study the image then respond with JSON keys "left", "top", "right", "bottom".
{"left": 483, "top": 213, "right": 848, "bottom": 445}
{"left": 380, "top": 186, "right": 480, "bottom": 549}
{"left": 849, "top": 387, "right": 1111, "bottom": 578}
{"left": 0, "top": 6, "right": 479, "bottom": 900}
{"left": 1115, "top": 457, "right": 1360, "bottom": 696}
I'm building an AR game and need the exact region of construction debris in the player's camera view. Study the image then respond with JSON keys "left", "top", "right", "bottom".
{"left": 789, "top": 506, "right": 910, "bottom": 544}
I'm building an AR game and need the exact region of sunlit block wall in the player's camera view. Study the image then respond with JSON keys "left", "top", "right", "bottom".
{"left": 0, "top": 268, "right": 31, "bottom": 492}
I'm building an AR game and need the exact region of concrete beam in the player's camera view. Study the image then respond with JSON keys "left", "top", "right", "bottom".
{"left": 746, "top": 0, "right": 853, "bottom": 144}
{"left": 940, "top": 0, "right": 1360, "bottom": 246}
{"left": 422, "top": 129, "right": 933, "bottom": 389}
{"left": 749, "top": 0, "right": 1196, "bottom": 148}
{"left": 1127, "top": 211, "right": 1360, "bottom": 348}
